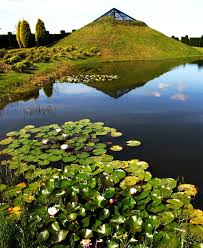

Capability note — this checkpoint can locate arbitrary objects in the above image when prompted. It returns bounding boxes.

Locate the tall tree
[20,20,32,48]
[16,20,22,48]
[35,19,48,46]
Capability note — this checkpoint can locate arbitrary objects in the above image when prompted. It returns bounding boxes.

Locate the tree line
[16,19,49,48]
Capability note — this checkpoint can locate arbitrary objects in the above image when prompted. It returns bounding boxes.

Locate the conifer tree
[35,19,48,46]
[16,20,22,48]
[20,20,32,48]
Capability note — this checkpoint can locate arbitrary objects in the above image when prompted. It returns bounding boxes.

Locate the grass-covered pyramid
[54,9,202,62]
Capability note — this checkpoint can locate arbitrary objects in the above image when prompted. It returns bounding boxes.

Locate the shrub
[12,60,34,72]
[16,50,29,59]
[90,47,99,53]
[3,53,11,60]
[65,46,73,52]
[51,47,58,53]
[7,55,21,64]
[0,62,10,73]
[52,55,58,60]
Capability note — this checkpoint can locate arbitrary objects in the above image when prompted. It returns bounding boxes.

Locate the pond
[0,59,203,207]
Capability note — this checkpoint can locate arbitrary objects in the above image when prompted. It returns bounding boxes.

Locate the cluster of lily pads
[0,119,202,248]
[60,74,119,84]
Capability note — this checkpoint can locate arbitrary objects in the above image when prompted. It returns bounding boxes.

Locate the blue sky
[0,0,202,37]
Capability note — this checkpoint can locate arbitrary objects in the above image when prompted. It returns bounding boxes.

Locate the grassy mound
[54,17,202,62]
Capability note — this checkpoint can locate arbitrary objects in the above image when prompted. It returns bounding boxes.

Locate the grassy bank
[0,46,99,109]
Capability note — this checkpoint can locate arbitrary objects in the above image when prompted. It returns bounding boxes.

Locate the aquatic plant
[0,119,202,247]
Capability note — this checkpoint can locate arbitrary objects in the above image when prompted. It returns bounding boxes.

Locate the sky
[0,0,202,37]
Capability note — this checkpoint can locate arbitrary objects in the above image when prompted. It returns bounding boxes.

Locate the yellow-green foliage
[54,17,202,62]
[20,20,32,48]
[16,20,22,48]
[35,19,48,46]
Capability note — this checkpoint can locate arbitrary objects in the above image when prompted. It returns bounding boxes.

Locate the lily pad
[126,140,141,147]
[110,145,123,152]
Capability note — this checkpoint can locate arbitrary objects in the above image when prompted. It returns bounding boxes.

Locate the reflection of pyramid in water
[94,8,136,22]
[79,60,185,99]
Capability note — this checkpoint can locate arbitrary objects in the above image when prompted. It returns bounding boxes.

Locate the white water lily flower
[48,206,59,216]
[80,239,91,247]
[62,134,68,138]
[42,139,48,144]
[61,144,69,150]
[56,128,62,133]
[130,188,137,195]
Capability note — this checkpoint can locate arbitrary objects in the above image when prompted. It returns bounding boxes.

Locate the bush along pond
[0,119,202,247]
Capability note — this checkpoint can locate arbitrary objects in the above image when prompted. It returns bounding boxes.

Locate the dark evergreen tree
[16,20,22,48]
[20,20,32,48]
[35,19,48,46]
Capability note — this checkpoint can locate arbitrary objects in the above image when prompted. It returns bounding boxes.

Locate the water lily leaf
[37,230,49,242]
[166,199,184,210]
[110,208,126,225]
[51,221,61,232]
[125,215,143,234]
[81,229,93,239]
[190,209,203,224]
[178,184,198,197]
[77,152,89,159]
[104,187,116,199]
[54,230,68,243]
[158,211,175,225]
[62,155,77,163]
[111,169,126,184]
[126,140,141,147]
[93,148,106,155]
[120,176,139,189]
[0,137,13,145]
[48,155,62,162]
[145,215,159,228]
[110,145,123,152]
[150,204,165,214]
[101,154,114,162]
[6,131,18,137]
[107,240,119,248]
[99,209,110,220]
[97,224,112,237]
[68,213,77,222]
[95,143,107,149]
[111,132,123,137]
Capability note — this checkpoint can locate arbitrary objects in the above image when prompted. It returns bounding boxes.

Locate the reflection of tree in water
[43,83,53,97]
[190,60,203,69]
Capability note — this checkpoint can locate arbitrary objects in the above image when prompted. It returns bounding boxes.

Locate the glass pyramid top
[95,8,136,22]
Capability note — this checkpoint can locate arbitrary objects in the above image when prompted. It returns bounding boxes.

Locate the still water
[0,60,203,207]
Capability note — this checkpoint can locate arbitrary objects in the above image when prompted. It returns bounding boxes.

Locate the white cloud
[158,83,169,90]
[171,93,188,101]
